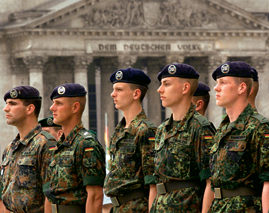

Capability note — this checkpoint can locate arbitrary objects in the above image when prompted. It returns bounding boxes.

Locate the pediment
[2,0,269,31]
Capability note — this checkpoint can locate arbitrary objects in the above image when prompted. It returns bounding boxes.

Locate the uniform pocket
[59,151,74,167]
[118,142,136,179]
[17,157,37,189]
[167,140,192,178]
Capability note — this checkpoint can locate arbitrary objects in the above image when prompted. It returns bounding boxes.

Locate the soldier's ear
[72,102,80,113]
[133,89,141,100]
[26,104,35,116]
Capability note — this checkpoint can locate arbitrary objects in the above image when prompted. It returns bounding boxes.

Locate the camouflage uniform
[151,104,215,213]
[209,104,269,212]
[44,122,105,205]
[104,110,156,213]
[1,125,55,213]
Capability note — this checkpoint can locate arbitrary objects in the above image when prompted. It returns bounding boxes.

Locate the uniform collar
[165,103,196,131]
[117,109,146,136]
[220,104,254,131]
[58,122,84,146]
[13,125,42,146]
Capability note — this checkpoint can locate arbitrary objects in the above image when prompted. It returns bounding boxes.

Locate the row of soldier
[0,61,268,213]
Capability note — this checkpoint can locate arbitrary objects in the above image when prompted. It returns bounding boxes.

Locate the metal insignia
[168,65,176,74]
[47,117,53,126]
[58,86,65,95]
[10,89,18,98]
[115,71,123,80]
[221,64,230,73]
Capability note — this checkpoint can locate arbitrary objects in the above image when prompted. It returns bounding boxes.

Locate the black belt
[51,204,85,213]
[111,188,149,207]
[214,187,260,199]
[157,180,199,195]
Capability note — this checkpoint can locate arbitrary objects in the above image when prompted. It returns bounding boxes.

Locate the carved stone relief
[80,0,219,29]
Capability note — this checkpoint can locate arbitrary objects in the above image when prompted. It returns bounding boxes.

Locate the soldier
[1,86,55,212]
[39,117,63,140]
[207,61,269,212]
[150,63,215,213]
[104,68,157,213]
[192,81,211,116]
[44,83,105,213]
[249,67,259,109]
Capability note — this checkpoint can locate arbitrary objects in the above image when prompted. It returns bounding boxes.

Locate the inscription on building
[86,41,214,53]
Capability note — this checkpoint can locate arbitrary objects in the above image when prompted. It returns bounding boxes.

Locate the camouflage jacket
[209,104,269,212]
[104,110,156,197]
[1,125,55,213]
[44,122,105,205]
[154,104,215,183]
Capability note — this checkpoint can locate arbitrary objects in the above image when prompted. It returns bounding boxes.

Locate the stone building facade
[0,0,269,154]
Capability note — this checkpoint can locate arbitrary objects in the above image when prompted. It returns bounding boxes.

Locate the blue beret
[212,61,253,80]
[157,63,199,81]
[4,86,41,102]
[110,68,151,87]
[193,82,210,96]
[50,83,87,100]
[251,67,259,82]
[39,117,61,127]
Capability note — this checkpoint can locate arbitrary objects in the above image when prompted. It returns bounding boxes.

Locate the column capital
[118,55,137,68]
[23,55,48,70]
[74,55,93,70]
[166,55,184,64]
[94,57,118,74]
[251,56,266,72]
[208,55,227,70]
[10,56,27,74]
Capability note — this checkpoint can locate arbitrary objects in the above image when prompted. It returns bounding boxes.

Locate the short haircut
[128,83,148,102]
[179,78,199,96]
[192,93,210,111]
[21,99,42,118]
[68,96,86,116]
[234,77,253,96]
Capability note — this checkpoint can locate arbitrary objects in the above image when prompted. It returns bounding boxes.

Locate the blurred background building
[0,0,269,155]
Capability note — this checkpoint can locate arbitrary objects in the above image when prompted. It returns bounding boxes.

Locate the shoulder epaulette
[41,130,55,140]
[79,130,94,139]
[195,114,211,127]
[142,120,157,129]
[252,113,269,124]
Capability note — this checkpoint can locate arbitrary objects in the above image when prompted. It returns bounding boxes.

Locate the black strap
[214,187,260,199]
[157,180,199,195]
[111,188,148,207]
[52,204,85,213]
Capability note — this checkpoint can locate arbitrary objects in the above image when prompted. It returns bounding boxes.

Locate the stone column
[117,55,138,121]
[251,56,267,115]
[146,57,166,126]
[74,55,93,129]
[95,57,118,147]
[23,55,48,120]
[164,55,185,118]
[207,55,227,128]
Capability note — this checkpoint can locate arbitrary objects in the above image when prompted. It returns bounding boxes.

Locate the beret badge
[58,86,66,95]
[168,65,176,74]
[221,64,230,74]
[47,117,53,126]
[115,71,123,80]
[10,89,18,98]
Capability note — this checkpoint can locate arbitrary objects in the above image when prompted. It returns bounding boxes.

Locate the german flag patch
[85,147,94,152]
[265,134,269,138]
[204,135,213,140]
[49,146,57,151]
[149,137,155,141]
